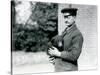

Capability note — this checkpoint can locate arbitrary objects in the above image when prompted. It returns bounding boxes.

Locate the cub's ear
[48,42,52,47]
[54,36,63,42]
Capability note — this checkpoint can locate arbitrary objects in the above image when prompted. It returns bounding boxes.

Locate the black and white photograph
[11,0,97,74]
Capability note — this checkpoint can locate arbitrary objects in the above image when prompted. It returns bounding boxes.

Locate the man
[48,8,84,71]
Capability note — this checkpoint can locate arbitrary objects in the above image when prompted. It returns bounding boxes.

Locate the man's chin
[65,24,70,27]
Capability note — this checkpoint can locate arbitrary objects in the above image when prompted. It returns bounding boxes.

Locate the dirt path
[13,63,54,75]
[12,51,55,74]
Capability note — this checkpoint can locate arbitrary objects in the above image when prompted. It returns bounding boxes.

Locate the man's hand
[48,46,61,57]
[49,56,55,64]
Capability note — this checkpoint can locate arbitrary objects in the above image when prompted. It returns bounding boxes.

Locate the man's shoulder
[72,28,83,38]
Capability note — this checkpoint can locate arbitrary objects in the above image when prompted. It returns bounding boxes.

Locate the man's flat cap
[61,8,78,16]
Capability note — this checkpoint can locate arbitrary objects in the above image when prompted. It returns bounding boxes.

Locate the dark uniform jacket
[54,23,84,72]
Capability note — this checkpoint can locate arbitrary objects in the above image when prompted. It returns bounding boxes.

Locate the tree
[12,1,58,52]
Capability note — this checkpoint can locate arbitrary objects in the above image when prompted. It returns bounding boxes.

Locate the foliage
[12,2,58,52]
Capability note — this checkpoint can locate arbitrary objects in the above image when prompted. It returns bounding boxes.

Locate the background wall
[58,4,98,70]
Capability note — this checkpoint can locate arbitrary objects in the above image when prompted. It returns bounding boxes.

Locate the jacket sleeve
[60,34,83,62]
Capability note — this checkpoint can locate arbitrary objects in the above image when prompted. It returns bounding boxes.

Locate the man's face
[63,12,76,27]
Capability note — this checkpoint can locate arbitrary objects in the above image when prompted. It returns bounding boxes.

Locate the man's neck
[59,22,75,35]
[68,22,75,28]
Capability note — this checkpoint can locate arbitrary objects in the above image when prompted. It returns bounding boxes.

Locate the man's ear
[73,16,76,21]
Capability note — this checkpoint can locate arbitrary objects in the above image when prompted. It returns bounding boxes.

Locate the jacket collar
[61,23,77,37]
[64,23,77,34]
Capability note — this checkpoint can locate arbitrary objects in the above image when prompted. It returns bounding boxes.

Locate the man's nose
[65,21,68,23]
